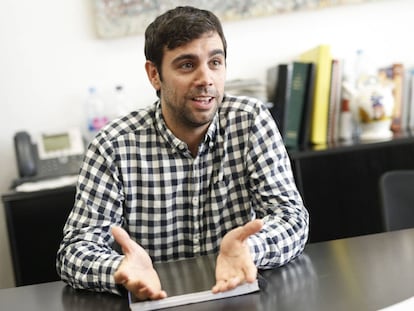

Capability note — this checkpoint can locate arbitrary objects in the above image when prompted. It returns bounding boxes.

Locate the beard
[162,86,223,129]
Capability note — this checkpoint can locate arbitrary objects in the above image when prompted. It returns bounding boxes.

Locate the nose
[194,63,213,87]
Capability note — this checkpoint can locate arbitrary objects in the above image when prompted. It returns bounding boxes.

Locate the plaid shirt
[57,94,309,294]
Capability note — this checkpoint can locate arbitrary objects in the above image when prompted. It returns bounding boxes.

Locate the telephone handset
[13,128,85,185]
[14,131,37,178]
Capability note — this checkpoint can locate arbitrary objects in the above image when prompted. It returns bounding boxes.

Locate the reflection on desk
[1,228,414,311]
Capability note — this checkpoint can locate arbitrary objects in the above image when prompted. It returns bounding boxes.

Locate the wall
[0,0,412,288]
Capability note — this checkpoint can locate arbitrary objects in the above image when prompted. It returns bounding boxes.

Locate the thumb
[112,226,134,255]
[238,219,263,241]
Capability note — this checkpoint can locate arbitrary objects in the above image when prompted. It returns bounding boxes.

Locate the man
[57,6,309,300]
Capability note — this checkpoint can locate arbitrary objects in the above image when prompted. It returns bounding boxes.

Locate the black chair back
[379,170,414,231]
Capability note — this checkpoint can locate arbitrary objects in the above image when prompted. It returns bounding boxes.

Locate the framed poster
[94,0,377,39]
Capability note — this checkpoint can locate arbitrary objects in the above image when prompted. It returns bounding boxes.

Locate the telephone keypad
[37,154,83,178]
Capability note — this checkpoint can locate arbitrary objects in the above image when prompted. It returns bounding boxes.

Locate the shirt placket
[191,155,202,255]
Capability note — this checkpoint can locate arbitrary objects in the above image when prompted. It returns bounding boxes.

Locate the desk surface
[2,228,414,311]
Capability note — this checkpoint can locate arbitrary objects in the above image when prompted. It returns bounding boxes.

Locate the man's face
[151,32,226,135]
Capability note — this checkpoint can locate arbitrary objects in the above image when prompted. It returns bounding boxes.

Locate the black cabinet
[2,186,75,286]
[290,135,414,243]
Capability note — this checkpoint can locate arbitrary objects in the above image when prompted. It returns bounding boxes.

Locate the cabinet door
[293,140,414,243]
[3,187,75,286]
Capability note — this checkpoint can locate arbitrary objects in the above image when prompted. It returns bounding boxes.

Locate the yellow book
[299,45,332,145]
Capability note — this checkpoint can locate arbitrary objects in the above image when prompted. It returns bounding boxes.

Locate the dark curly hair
[144,6,227,82]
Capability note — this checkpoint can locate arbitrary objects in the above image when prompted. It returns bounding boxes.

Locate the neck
[175,126,208,157]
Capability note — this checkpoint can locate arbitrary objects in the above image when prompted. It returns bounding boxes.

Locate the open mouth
[192,96,213,103]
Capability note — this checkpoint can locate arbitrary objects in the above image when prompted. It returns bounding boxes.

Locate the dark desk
[2,229,414,311]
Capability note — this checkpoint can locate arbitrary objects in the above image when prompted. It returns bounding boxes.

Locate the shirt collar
[154,100,218,154]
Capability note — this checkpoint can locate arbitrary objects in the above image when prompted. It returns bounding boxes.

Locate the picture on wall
[93,0,377,39]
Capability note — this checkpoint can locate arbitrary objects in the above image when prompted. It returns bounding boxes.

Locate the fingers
[113,268,129,285]
[134,285,167,301]
[111,227,167,301]
[243,261,257,283]
[212,260,257,294]
[212,276,241,293]
[213,220,262,294]
[237,219,263,241]
[111,226,129,243]
[115,269,168,301]
[148,289,168,300]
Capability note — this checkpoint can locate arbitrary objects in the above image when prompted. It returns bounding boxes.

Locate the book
[327,58,344,144]
[391,63,405,132]
[401,67,412,131]
[378,63,405,133]
[299,62,316,148]
[128,254,260,311]
[266,63,293,138]
[299,44,332,146]
[284,61,315,149]
[407,69,414,130]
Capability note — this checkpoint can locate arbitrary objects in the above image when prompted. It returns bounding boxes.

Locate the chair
[379,170,414,232]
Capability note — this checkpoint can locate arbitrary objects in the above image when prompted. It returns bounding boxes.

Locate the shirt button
[194,245,200,253]
[192,197,199,205]
[193,235,200,253]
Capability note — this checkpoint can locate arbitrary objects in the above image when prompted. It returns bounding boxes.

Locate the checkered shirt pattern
[56,94,309,294]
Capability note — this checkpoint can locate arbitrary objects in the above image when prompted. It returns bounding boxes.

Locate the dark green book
[285,62,315,149]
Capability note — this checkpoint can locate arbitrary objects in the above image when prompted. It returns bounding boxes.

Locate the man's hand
[212,219,263,293]
[112,226,167,301]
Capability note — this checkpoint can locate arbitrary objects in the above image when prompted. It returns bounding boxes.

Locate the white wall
[0,0,411,288]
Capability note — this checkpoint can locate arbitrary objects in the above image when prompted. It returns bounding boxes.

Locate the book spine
[299,63,316,148]
[268,63,293,137]
[285,62,310,149]
[300,45,332,146]
[390,63,404,132]
[408,69,414,130]
[327,59,344,144]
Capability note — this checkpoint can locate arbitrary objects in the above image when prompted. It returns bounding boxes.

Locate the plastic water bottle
[85,86,109,141]
[112,85,133,119]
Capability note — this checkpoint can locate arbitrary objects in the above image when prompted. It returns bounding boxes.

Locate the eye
[180,62,194,70]
[210,58,224,68]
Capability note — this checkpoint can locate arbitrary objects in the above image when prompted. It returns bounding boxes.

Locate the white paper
[15,175,77,192]
[378,296,414,311]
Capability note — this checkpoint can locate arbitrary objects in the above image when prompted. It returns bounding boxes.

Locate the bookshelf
[289,132,414,243]
[267,45,414,242]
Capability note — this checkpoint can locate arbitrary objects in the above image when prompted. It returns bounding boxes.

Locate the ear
[145,61,161,92]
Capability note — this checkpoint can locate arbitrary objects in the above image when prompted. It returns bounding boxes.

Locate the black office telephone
[13,129,85,186]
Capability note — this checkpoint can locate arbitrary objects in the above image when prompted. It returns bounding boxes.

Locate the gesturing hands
[112,226,167,301]
[112,219,262,300]
[212,219,263,293]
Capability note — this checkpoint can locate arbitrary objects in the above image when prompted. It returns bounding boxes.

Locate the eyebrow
[171,49,225,65]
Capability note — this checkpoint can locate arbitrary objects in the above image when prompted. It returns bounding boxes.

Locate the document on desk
[128,254,260,311]
[15,175,78,192]
[378,296,414,310]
